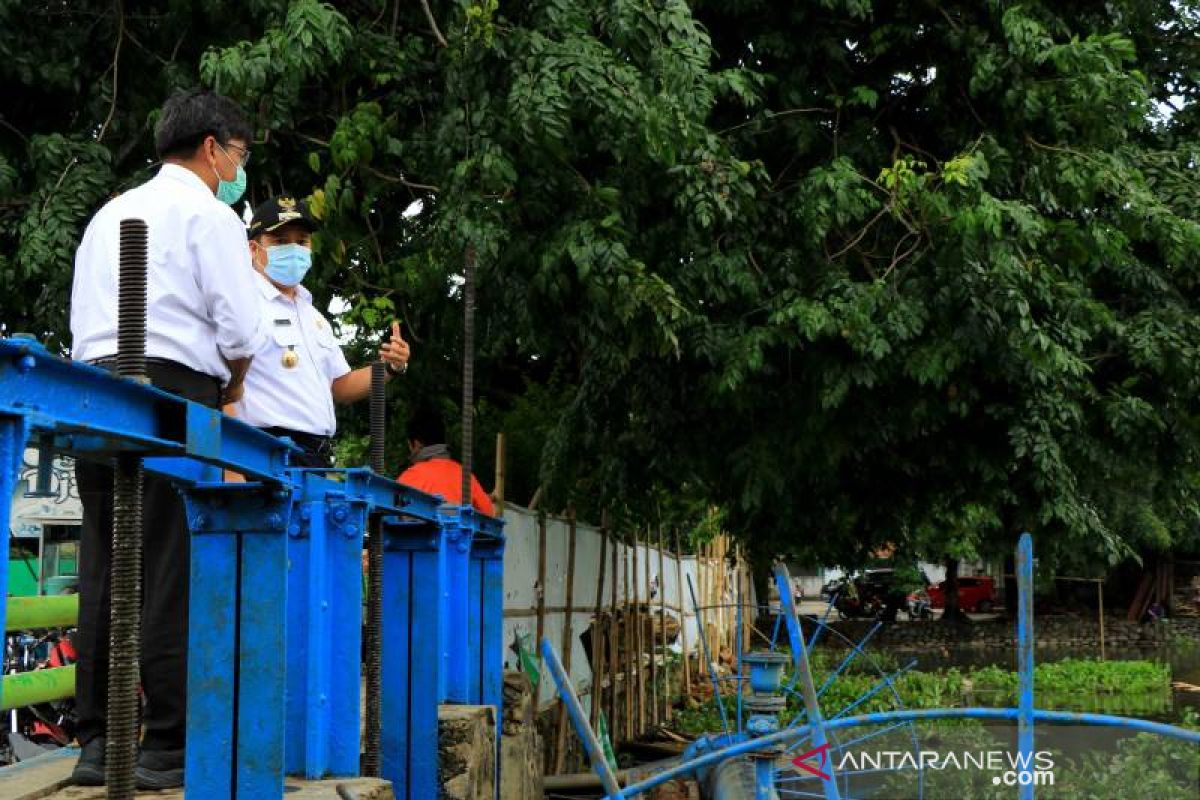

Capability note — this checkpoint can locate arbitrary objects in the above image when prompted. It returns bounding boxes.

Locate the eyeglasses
[219,142,251,168]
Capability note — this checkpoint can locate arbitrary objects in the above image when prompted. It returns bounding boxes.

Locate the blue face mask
[264,243,312,287]
[213,145,247,205]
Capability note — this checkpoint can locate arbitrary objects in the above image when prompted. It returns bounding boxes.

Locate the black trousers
[261,426,333,468]
[74,360,220,751]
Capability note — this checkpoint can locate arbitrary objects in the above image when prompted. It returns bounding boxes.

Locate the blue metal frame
[0,339,507,799]
[544,537,1200,800]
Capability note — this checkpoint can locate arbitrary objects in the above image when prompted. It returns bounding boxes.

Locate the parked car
[926,576,996,612]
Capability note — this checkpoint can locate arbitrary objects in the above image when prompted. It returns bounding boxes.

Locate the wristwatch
[385,361,407,377]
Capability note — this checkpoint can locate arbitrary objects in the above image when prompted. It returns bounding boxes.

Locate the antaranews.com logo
[792,742,1056,787]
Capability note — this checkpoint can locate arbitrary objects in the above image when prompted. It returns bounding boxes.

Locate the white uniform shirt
[234,277,352,436]
[70,164,266,383]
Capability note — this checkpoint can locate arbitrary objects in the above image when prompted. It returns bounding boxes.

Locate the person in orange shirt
[397,406,496,516]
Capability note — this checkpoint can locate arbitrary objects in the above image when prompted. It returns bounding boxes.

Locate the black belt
[262,426,334,458]
[88,356,219,382]
[86,356,221,406]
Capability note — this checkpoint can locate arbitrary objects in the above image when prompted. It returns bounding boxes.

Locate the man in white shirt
[68,89,266,789]
[231,196,410,466]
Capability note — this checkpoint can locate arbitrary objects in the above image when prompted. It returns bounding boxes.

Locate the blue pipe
[688,574,732,735]
[540,638,625,798]
[774,565,841,800]
[612,707,1200,799]
[1017,532,1035,800]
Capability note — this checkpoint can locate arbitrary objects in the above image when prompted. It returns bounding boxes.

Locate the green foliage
[2,1,1199,573]
[970,657,1170,697]
[672,656,1172,736]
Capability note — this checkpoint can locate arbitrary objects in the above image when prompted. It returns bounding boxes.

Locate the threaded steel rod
[106,218,148,799]
[116,219,148,380]
[363,360,386,775]
[460,244,476,507]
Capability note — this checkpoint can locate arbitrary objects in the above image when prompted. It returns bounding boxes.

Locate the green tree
[3,1,1199,592]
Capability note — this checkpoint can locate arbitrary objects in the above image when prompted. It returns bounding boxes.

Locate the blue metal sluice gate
[0,335,505,799]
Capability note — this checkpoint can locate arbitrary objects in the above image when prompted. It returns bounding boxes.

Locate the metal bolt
[300,506,312,522]
[343,525,359,539]
[288,523,302,539]
[267,513,284,530]
[190,514,208,530]
[16,354,35,373]
[331,506,348,523]
[321,601,328,610]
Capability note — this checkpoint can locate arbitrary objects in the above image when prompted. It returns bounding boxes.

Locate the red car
[926,576,996,612]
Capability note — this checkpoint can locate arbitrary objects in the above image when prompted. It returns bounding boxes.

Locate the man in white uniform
[232,197,410,466]
[69,88,265,789]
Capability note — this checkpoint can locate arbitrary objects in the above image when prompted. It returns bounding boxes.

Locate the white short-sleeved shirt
[234,276,352,436]
[70,164,267,383]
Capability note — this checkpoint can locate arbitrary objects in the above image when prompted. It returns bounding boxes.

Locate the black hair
[408,406,447,447]
[154,89,252,160]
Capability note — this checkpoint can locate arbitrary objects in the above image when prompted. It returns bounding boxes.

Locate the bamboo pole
[739,546,751,651]
[554,509,579,774]
[535,513,548,671]
[633,531,644,737]
[607,516,620,745]
[658,526,670,721]
[716,536,725,655]
[646,531,658,728]
[674,530,691,696]
[1098,578,1106,661]
[591,521,609,730]
[623,535,633,741]
[492,432,505,506]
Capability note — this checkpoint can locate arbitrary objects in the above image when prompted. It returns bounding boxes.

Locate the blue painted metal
[0,414,30,709]
[754,756,775,800]
[687,574,732,734]
[612,706,1200,799]
[380,518,447,800]
[745,652,787,695]
[773,564,841,800]
[326,499,367,776]
[380,527,413,797]
[736,582,745,733]
[0,347,507,800]
[0,339,294,481]
[551,535,1200,800]
[442,508,474,703]
[184,529,238,799]
[814,622,882,700]
[285,500,321,777]
[237,521,290,798]
[1017,532,1035,800]
[540,637,626,798]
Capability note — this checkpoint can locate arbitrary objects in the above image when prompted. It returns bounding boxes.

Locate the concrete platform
[0,749,393,800]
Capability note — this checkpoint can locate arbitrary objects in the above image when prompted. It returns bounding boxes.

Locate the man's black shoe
[70,737,105,786]
[135,748,185,790]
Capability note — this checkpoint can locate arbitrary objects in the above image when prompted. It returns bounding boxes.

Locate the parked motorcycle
[2,628,77,765]
[907,591,933,621]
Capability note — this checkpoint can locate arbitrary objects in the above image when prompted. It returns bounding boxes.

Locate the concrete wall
[500,504,750,711]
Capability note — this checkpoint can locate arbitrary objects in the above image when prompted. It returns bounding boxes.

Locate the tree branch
[41,159,79,216]
[719,107,831,136]
[97,0,124,142]
[364,165,440,193]
[420,0,449,48]
[830,205,890,260]
[0,116,28,144]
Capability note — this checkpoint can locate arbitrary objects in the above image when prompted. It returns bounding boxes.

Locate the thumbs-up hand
[380,321,410,374]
